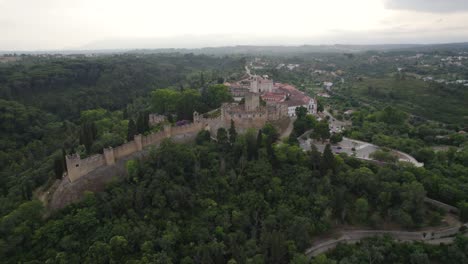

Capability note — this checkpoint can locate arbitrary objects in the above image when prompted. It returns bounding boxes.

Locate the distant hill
[2,42,468,56]
[131,43,468,55]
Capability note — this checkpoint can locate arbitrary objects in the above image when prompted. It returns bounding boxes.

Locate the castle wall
[66,122,209,182]
[66,102,289,183]
[142,131,166,147]
[66,154,106,182]
[113,141,138,160]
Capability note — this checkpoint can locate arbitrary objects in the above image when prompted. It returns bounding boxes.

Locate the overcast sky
[1,0,468,50]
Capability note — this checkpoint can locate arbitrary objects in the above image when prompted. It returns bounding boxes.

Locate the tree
[256,129,263,149]
[54,157,64,179]
[177,90,202,120]
[311,254,336,264]
[312,120,330,143]
[80,121,97,153]
[457,201,468,222]
[317,99,324,113]
[295,106,308,119]
[196,130,211,145]
[246,129,258,160]
[262,123,279,144]
[86,241,110,264]
[217,128,228,145]
[217,127,229,154]
[151,89,179,115]
[109,236,129,263]
[354,197,369,224]
[229,119,237,143]
[378,106,407,125]
[127,119,137,141]
[136,112,149,134]
[370,149,398,163]
[309,144,322,171]
[204,84,232,109]
[321,144,335,173]
[288,130,299,146]
[293,115,317,135]
[330,133,343,144]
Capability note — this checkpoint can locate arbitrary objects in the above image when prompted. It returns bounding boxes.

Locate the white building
[285,97,317,117]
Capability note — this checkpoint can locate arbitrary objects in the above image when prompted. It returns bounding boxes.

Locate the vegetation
[1,122,450,262]
[0,54,243,222]
[322,235,468,264]
[1,50,467,263]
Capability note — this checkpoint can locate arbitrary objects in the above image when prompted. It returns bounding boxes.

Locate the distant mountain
[2,42,468,56]
[129,43,468,55]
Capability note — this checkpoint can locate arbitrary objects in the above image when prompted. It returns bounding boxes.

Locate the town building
[226,73,318,118]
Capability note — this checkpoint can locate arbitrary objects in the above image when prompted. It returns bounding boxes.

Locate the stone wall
[66,103,290,183]
[142,130,166,147]
[65,122,206,182]
[114,141,138,160]
[65,154,106,182]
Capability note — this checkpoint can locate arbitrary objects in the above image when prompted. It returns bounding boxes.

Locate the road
[323,110,350,133]
[306,228,468,258]
[245,65,253,78]
[305,197,467,258]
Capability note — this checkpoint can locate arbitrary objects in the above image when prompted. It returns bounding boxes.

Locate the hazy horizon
[1,0,468,51]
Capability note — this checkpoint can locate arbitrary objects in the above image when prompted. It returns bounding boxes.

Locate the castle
[250,75,274,93]
[226,75,318,117]
[65,72,314,183]
[65,92,289,183]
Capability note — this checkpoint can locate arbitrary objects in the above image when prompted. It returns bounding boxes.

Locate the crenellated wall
[113,141,138,160]
[142,130,166,147]
[66,122,206,182]
[66,102,290,183]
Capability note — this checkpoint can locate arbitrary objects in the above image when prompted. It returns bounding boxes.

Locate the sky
[1,0,468,50]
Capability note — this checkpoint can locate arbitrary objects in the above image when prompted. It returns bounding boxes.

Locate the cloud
[384,0,468,13]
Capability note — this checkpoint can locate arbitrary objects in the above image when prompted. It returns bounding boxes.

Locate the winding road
[305,198,468,258]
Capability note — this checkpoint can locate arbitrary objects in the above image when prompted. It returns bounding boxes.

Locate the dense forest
[0,54,243,220]
[1,52,467,263]
[1,121,458,263]
[322,235,468,264]
[0,54,243,119]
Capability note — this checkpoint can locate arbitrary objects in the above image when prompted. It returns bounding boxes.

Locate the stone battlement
[66,122,204,182]
[66,97,290,183]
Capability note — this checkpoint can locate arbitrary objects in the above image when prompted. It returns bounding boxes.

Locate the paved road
[305,197,467,258]
[323,110,351,133]
[305,228,468,258]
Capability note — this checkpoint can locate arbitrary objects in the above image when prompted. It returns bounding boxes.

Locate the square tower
[245,93,260,112]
